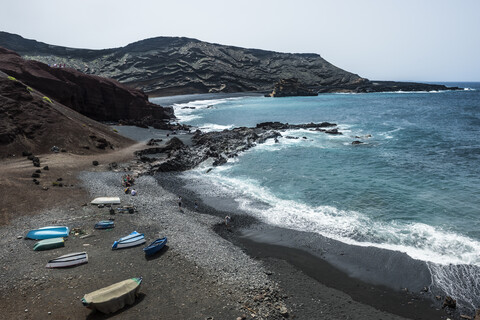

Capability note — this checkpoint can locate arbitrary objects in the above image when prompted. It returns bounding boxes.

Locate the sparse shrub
[43,96,53,104]
[113,129,118,133]
[7,76,17,81]
[26,86,33,92]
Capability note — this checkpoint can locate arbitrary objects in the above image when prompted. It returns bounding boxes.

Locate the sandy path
[0,142,144,225]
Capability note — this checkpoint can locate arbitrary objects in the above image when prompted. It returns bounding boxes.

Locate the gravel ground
[0,169,288,320]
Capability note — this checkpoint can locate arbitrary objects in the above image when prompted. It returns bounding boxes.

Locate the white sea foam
[183,167,480,267]
[428,263,480,309]
[172,97,244,122]
[199,123,235,132]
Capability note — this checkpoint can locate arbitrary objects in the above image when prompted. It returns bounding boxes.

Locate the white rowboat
[46,252,88,268]
[91,197,121,205]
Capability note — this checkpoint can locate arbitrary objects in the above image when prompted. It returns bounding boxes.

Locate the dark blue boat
[94,220,115,229]
[143,237,167,256]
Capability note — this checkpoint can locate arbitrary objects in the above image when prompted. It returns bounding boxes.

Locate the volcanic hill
[0,31,458,96]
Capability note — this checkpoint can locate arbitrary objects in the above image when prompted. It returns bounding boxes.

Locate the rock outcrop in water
[266,78,318,97]
[0,47,174,124]
[135,122,342,173]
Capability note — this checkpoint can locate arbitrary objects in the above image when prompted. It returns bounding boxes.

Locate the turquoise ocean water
[151,83,480,308]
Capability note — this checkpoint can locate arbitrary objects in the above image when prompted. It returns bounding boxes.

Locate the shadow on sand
[86,293,146,319]
[145,245,169,261]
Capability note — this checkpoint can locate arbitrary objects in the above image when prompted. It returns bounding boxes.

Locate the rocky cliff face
[0,32,367,96]
[0,32,461,95]
[0,46,174,123]
[0,70,133,158]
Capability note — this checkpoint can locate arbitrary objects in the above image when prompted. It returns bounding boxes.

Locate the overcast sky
[1,0,479,81]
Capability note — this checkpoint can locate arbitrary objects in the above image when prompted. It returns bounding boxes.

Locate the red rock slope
[0,69,133,158]
[0,47,173,123]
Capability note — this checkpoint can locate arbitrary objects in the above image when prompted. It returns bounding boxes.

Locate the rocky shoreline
[133,121,348,174]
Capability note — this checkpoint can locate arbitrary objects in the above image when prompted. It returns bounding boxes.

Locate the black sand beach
[157,170,452,320]
[0,118,461,320]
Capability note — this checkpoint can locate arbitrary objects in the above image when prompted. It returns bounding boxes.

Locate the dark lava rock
[22,151,32,157]
[43,166,49,170]
[31,173,40,178]
[325,128,342,135]
[165,137,184,150]
[352,140,363,145]
[92,160,99,166]
[266,78,318,97]
[442,296,457,309]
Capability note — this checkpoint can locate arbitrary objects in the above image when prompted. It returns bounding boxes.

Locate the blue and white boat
[94,220,115,229]
[143,237,167,256]
[26,226,69,240]
[112,231,145,250]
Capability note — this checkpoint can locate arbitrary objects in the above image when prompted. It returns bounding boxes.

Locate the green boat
[33,237,65,251]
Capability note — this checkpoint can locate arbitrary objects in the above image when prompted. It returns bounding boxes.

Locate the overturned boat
[46,252,88,268]
[26,226,69,240]
[81,277,143,314]
[94,220,115,229]
[33,237,65,251]
[112,231,145,250]
[91,197,121,205]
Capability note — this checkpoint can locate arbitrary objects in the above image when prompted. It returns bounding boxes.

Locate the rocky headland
[0,31,461,96]
[0,46,174,126]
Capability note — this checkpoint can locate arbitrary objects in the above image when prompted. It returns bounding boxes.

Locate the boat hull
[82,277,142,314]
[46,252,88,268]
[91,197,121,205]
[95,221,115,229]
[112,231,145,250]
[26,226,69,240]
[33,237,65,251]
[143,237,167,256]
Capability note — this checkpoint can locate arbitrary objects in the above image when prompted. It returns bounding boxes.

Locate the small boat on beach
[81,277,143,314]
[112,231,145,250]
[94,220,115,229]
[33,237,65,251]
[91,197,121,205]
[26,226,69,240]
[46,252,88,268]
[143,237,167,256]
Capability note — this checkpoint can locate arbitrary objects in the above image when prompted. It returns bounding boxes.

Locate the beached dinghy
[94,220,115,229]
[143,237,167,256]
[26,226,69,240]
[112,231,145,250]
[33,237,65,251]
[81,277,143,314]
[46,252,88,268]
[91,197,121,205]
